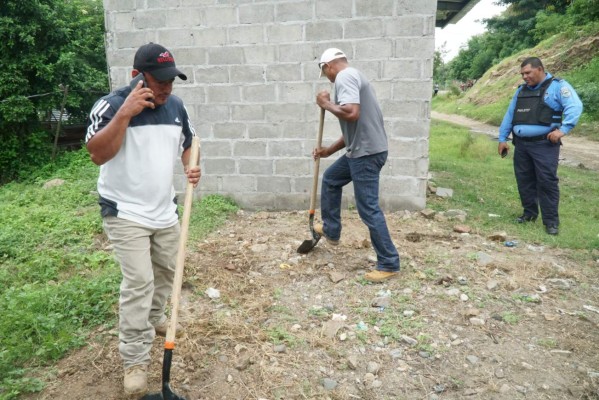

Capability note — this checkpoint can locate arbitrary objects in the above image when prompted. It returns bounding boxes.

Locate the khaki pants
[103,216,180,368]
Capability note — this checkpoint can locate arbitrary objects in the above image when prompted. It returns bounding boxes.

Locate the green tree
[433,43,449,87]
[0,0,108,183]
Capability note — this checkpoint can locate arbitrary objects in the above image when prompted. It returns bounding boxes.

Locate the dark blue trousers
[513,138,561,227]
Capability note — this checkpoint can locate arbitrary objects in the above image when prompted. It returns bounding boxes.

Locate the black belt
[515,134,548,142]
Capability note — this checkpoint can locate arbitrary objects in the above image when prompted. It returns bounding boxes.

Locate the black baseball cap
[133,43,187,81]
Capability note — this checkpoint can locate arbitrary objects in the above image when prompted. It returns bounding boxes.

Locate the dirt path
[25,209,599,400]
[432,111,599,172]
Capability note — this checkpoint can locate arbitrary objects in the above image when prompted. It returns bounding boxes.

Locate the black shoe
[545,225,559,235]
[516,215,537,223]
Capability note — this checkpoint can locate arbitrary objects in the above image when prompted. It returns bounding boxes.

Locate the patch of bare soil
[24,207,599,400]
[431,111,599,171]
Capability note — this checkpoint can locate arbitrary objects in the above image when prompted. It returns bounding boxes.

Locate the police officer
[498,57,583,235]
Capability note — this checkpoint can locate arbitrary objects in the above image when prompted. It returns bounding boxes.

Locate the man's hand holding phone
[123,73,155,116]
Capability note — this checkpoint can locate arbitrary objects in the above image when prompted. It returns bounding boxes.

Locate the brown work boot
[314,224,339,246]
[153,319,185,338]
[123,364,148,396]
[364,270,399,283]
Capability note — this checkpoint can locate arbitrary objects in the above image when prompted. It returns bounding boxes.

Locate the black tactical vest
[511,78,563,127]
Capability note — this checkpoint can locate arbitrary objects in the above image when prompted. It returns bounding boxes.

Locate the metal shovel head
[297,235,320,254]
[140,384,186,400]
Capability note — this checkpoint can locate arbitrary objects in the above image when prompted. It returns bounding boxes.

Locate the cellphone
[130,73,146,90]
[501,148,508,158]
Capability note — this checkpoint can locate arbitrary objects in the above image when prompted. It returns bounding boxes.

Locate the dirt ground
[25,204,599,399]
[431,111,599,172]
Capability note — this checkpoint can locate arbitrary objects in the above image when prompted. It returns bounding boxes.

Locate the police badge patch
[561,86,572,98]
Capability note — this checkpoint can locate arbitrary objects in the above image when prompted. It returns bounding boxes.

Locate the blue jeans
[321,151,400,272]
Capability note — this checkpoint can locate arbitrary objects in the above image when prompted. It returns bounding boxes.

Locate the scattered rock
[205,287,220,299]
[546,278,575,290]
[401,335,418,346]
[469,317,485,326]
[476,252,494,267]
[347,355,359,370]
[436,187,453,198]
[371,296,391,308]
[321,320,345,339]
[328,272,345,283]
[273,344,286,353]
[367,361,380,374]
[453,225,471,233]
[322,378,337,390]
[486,280,499,291]
[466,355,479,364]
[488,231,507,241]
[420,209,437,219]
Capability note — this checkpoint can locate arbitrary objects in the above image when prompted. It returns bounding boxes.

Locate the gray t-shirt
[334,67,388,158]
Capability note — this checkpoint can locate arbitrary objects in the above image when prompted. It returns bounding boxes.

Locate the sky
[435,0,508,62]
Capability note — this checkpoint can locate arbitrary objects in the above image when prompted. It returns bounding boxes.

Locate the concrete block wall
[103,0,435,211]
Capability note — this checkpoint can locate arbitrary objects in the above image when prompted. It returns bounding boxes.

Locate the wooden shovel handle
[309,108,326,213]
[165,135,200,346]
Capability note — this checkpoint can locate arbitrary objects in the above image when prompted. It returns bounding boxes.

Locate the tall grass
[0,149,238,399]
[429,120,599,251]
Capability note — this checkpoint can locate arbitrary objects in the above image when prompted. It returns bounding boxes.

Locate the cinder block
[204,158,236,174]
[269,140,305,157]
[180,0,215,6]
[230,192,277,211]
[233,140,267,157]
[239,159,274,175]
[257,176,291,192]
[392,81,432,100]
[344,19,384,39]
[105,0,136,11]
[213,123,246,139]
[355,39,393,59]
[208,47,245,65]
[274,158,311,176]
[266,64,302,82]
[384,16,426,36]
[158,30,196,47]
[274,193,310,211]
[243,45,277,64]
[207,85,240,103]
[243,85,277,103]
[174,86,206,105]
[172,48,207,67]
[196,175,220,192]
[280,121,321,140]
[201,140,233,157]
[305,21,343,42]
[398,0,436,14]
[195,66,229,84]
[316,0,352,18]
[193,27,227,47]
[264,104,306,122]
[396,37,434,58]
[146,0,181,8]
[203,6,237,27]
[239,4,275,24]
[196,104,231,122]
[371,80,393,100]
[116,31,156,49]
[277,82,314,103]
[230,65,265,83]
[276,1,313,22]
[228,25,264,45]
[382,157,428,177]
[382,100,422,120]
[386,120,430,139]
[164,8,202,28]
[380,194,425,212]
[383,60,421,79]
[279,43,316,64]
[231,104,265,121]
[387,137,428,158]
[267,24,303,43]
[247,123,284,139]
[113,13,135,31]
[355,0,395,17]
[222,176,256,192]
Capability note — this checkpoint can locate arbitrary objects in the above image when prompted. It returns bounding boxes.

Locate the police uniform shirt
[498,72,583,142]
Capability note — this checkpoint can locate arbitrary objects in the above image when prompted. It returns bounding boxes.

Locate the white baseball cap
[318,48,347,77]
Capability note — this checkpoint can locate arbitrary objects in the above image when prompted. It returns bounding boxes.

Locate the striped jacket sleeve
[86,98,115,143]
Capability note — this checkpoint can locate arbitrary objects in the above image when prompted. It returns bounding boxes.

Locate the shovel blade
[141,385,186,400]
[297,237,320,254]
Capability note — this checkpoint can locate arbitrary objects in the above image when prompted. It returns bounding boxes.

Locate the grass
[428,120,599,252]
[0,149,238,399]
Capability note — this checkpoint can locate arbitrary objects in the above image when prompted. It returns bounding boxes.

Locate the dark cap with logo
[133,43,187,81]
